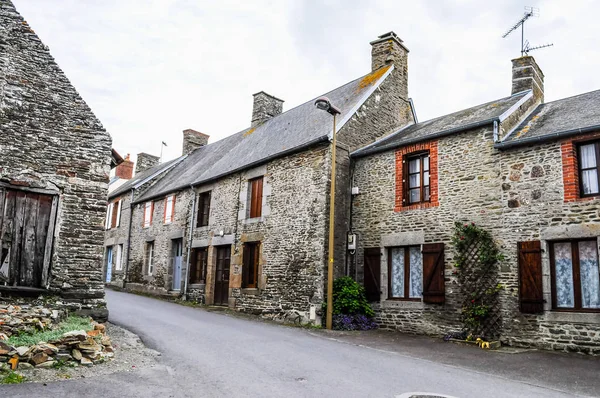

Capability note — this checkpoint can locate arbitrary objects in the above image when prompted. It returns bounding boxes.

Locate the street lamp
[314,96,341,330]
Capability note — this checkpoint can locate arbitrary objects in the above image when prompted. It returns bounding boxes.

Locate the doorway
[214,246,231,306]
[105,246,113,283]
[172,239,183,290]
[364,248,381,302]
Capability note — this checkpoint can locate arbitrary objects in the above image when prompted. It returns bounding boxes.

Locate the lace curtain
[389,247,422,298]
[554,241,600,309]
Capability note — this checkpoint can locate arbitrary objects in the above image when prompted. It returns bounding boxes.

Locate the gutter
[351,118,497,158]
[133,135,330,204]
[182,185,197,299]
[494,124,600,150]
[122,188,135,289]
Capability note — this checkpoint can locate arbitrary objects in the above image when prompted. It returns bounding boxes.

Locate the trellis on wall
[452,222,504,340]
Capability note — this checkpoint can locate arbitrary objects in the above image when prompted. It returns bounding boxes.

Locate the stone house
[351,55,600,353]
[110,32,416,322]
[0,1,111,320]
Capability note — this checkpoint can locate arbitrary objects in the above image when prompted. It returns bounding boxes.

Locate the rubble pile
[0,303,65,340]
[0,322,113,370]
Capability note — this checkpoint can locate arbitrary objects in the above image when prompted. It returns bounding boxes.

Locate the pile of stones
[0,323,113,370]
[0,303,64,340]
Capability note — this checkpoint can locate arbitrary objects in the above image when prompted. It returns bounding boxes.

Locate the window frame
[549,238,600,313]
[115,244,123,271]
[196,191,211,228]
[145,241,154,276]
[143,201,153,228]
[164,195,175,224]
[242,242,260,288]
[577,140,600,198]
[403,151,430,206]
[189,247,208,284]
[248,177,263,219]
[387,245,422,301]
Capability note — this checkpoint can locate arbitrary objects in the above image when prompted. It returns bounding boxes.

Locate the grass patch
[7,316,93,347]
[0,371,25,384]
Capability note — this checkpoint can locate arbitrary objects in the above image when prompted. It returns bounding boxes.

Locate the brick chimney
[251,91,284,127]
[511,56,544,102]
[115,153,134,180]
[135,152,159,174]
[182,129,210,155]
[370,31,409,100]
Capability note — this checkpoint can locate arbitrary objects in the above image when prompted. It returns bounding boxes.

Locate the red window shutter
[422,243,445,304]
[518,241,544,313]
[110,200,119,228]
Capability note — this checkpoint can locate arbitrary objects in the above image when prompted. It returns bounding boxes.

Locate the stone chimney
[182,129,210,155]
[511,56,544,102]
[251,91,284,127]
[370,31,409,100]
[136,152,159,174]
[115,153,134,180]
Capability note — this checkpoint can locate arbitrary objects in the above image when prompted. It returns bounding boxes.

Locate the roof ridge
[541,87,600,106]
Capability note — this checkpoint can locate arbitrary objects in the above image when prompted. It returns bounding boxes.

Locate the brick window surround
[561,131,600,203]
[395,140,439,211]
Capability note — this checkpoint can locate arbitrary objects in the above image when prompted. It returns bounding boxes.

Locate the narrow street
[2,290,599,397]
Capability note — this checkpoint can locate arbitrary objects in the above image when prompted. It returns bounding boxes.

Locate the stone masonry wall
[352,125,600,353]
[103,193,132,288]
[0,2,110,320]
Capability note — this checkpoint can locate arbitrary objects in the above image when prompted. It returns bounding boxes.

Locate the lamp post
[314,96,341,330]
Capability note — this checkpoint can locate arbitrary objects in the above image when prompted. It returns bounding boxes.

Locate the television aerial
[502,6,553,56]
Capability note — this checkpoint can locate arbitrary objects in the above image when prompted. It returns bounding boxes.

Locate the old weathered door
[172,239,183,290]
[214,246,231,306]
[105,246,113,283]
[0,188,57,288]
[364,248,381,302]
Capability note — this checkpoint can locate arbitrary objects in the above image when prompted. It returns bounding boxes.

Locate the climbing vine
[452,222,504,339]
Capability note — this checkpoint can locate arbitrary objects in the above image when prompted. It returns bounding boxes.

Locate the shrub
[325,276,377,330]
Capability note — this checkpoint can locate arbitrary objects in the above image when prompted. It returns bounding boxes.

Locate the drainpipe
[123,188,135,289]
[182,185,197,299]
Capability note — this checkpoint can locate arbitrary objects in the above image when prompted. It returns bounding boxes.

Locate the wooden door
[214,246,231,306]
[0,189,56,288]
[364,248,381,302]
[105,246,113,283]
[172,239,183,290]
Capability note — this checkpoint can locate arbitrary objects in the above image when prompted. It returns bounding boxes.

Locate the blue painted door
[172,239,183,290]
[105,246,113,283]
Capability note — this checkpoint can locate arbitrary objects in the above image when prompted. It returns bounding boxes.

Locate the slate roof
[352,90,531,157]
[497,89,600,148]
[109,156,184,199]
[134,65,395,203]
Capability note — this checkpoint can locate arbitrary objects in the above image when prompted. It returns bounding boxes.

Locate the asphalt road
[2,290,598,397]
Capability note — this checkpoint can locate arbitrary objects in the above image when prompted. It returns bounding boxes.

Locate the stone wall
[0,2,110,320]
[103,193,132,288]
[352,124,600,353]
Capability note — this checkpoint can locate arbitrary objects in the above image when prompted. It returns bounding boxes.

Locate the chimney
[511,56,544,102]
[135,152,160,174]
[370,31,409,101]
[115,153,134,180]
[251,91,284,127]
[182,129,210,155]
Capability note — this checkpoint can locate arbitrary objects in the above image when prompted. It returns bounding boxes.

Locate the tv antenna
[502,6,553,56]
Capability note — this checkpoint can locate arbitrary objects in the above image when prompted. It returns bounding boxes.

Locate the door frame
[171,238,183,291]
[213,245,231,306]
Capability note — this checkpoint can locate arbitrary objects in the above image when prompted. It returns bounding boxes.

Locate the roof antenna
[502,6,553,57]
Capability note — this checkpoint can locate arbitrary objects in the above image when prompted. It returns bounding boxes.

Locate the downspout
[123,188,135,289]
[183,185,197,299]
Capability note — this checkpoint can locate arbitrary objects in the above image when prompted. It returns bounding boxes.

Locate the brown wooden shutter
[250,177,263,218]
[518,241,544,314]
[363,248,381,302]
[110,200,119,228]
[422,243,445,304]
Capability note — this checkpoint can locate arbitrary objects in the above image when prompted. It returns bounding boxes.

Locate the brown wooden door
[214,246,231,306]
[0,189,56,288]
[364,248,381,302]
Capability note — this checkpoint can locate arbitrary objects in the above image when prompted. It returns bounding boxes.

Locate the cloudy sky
[12,0,600,165]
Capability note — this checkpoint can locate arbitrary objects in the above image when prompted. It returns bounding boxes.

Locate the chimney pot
[251,91,284,127]
[135,152,160,174]
[370,31,409,72]
[511,56,544,102]
[182,129,210,155]
[115,153,134,180]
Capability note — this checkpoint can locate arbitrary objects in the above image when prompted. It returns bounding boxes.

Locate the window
[405,152,430,205]
[388,246,423,299]
[248,177,263,219]
[578,141,600,197]
[105,199,122,229]
[550,239,600,311]
[115,244,123,271]
[143,201,153,228]
[242,242,260,288]
[190,247,208,284]
[105,202,113,230]
[164,195,175,224]
[145,241,154,276]
[196,191,211,227]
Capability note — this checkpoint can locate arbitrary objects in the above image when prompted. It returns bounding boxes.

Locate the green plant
[7,316,93,347]
[324,276,374,317]
[1,371,25,384]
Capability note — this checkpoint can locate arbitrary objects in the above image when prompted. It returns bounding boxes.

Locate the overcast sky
[12,0,600,165]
